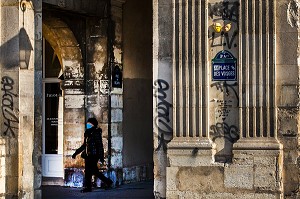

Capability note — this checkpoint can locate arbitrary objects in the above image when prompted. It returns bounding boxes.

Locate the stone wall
[153,0,173,198]
[110,0,124,176]
[0,1,20,198]
[0,0,40,198]
[0,0,43,198]
[276,0,300,198]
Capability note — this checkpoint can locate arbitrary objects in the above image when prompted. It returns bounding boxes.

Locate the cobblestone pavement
[42,181,154,199]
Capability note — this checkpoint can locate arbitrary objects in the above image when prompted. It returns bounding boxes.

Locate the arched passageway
[42,16,85,182]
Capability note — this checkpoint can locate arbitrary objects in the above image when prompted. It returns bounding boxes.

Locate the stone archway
[42,17,83,74]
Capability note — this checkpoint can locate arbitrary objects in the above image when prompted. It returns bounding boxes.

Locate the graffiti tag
[1,76,19,137]
[211,81,238,105]
[211,31,238,49]
[154,79,173,151]
[208,1,239,22]
[210,122,239,143]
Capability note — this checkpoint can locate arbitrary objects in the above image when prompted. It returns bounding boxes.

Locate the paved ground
[42,181,155,199]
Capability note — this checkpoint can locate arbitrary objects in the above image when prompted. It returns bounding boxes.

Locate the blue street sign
[212,50,237,81]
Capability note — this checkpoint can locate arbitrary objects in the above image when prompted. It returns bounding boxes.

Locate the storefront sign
[212,50,237,81]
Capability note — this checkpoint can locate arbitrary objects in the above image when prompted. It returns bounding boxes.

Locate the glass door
[42,38,64,177]
[42,81,64,177]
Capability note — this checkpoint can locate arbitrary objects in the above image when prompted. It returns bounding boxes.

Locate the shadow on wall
[0,28,32,70]
[0,28,32,139]
[0,26,32,198]
[0,28,32,138]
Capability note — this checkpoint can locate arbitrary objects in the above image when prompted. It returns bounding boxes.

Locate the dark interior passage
[123,0,153,168]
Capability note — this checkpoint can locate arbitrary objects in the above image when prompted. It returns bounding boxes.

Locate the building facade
[0,0,299,198]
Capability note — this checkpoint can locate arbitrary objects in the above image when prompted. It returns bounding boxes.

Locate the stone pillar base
[167,137,215,167]
[166,137,283,198]
[230,138,283,197]
[166,137,217,198]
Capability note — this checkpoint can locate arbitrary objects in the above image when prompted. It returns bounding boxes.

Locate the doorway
[42,38,64,178]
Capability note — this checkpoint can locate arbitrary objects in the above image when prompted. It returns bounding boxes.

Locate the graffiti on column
[211,31,238,49]
[1,76,19,137]
[210,81,239,141]
[210,81,238,121]
[212,99,232,121]
[153,79,173,151]
[208,1,239,49]
[208,1,240,152]
[211,81,238,106]
[208,1,239,23]
[210,122,239,143]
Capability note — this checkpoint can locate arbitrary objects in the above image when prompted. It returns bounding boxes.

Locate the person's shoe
[104,180,113,190]
[80,187,92,193]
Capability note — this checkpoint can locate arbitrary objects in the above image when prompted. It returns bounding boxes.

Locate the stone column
[0,1,20,198]
[153,0,174,198]
[85,16,111,176]
[33,0,43,198]
[0,0,41,198]
[166,1,216,197]
[110,0,125,184]
[164,0,283,198]
[275,0,300,197]
[230,0,282,197]
[19,0,42,198]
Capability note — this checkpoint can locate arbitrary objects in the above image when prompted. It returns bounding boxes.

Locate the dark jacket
[74,127,104,162]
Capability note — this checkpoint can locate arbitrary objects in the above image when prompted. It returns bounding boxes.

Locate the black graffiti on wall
[211,81,238,106]
[156,133,169,152]
[215,100,232,121]
[211,31,238,49]
[154,79,173,151]
[208,1,239,22]
[210,122,239,143]
[1,76,19,137]
[209,1,239,49]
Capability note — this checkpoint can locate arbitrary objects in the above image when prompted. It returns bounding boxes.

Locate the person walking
[72,117,113,192]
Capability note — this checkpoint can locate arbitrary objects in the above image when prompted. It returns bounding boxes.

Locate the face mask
[86,123,93,129]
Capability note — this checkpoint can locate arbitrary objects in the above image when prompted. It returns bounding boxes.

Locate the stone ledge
[166,191,279,199]
[42,177,64,186]
[167,137,215,167]
[168,137,213,150]
[233,138,282,150]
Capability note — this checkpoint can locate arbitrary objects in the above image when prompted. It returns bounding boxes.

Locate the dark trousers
[84,157,112,189]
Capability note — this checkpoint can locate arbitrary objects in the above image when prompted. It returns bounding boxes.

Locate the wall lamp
[20,0,34,12]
